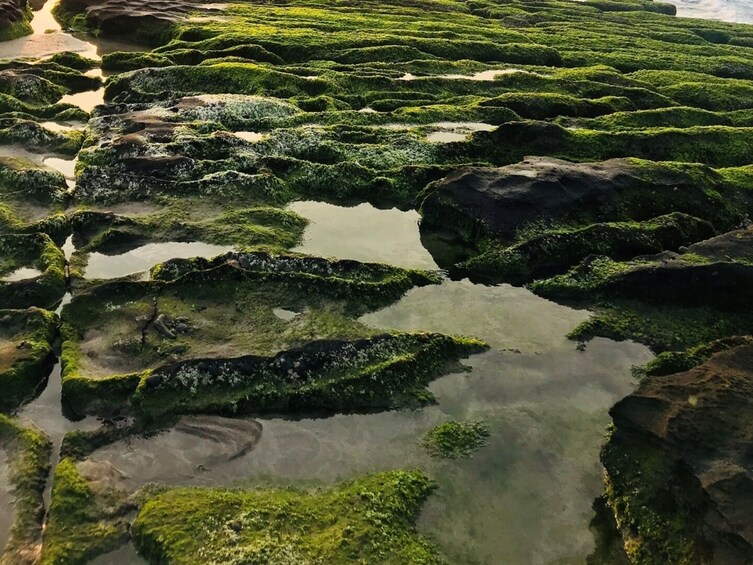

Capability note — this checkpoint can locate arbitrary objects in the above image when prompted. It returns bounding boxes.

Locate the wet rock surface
[0,0,29,38]
[603,344,753,563]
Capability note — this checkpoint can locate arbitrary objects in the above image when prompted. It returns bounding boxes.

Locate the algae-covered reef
[601,344,753,563]
[0,308,57,412]
[132,470,441,564]
[0,416,51,565]
[1,0,753,561]
[60,253,483,419]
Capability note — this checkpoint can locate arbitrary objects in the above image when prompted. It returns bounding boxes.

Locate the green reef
[0,0,752,561]
[131,470,440,564]
[421,420,490,459]
[0,308,57,412]
[0,415,51,565]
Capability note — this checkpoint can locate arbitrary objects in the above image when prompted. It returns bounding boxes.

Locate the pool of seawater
[287,200,439,270]
[2,267,43,281]
[77,202,653,563]
[82,241,234,279]
[0,0,148,60]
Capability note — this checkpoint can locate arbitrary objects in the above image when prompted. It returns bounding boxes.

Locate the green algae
[132,470,441,564]
[41,458,131,565]
[0,308,57,413]
[0,416,51,565]
[6,0,753,560]
[59,254,483,418]
[601,430,704,564]
[421,420,490,459]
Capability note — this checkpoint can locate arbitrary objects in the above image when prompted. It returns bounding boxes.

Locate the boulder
[603,344,753,563]
[419,157,737,243]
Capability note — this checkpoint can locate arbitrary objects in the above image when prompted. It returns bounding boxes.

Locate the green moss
[636,335,753,377]
[602,430,704,563]
[0,415,51,564]
[0,233,66,310]
[421,420,490,459]
[41,458,130,565]
[567,301,753,353]
[132,470,442,564]
[461,213,715,283]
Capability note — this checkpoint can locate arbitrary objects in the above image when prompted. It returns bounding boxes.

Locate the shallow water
[68,199,654,563]
[83,241,234,280]
[0,0,148,60]
[287,201,439,270]
[2,267,43,281]
[42,157,76,180]
[235,131,265,142]
[59,89,105,114]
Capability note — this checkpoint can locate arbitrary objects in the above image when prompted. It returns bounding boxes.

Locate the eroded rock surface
[603,344,753,563]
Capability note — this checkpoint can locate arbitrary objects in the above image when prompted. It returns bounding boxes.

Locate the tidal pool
[82,241,234,280]
[59,89,105,114]
[2,267,42,281]
[287,200,439,270]
[0,0,145,60]
[42,157,76,180]
[74,199,653,562]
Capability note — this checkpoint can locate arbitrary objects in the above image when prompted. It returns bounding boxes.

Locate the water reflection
[288,200,439,270]
[82,241,234,279]
[0,0,149,60]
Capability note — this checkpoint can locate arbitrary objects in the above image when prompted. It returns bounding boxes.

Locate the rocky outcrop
[602,344,753,563]
[55,0,224,43]
[419,157,741,243]
[532,227,753,309]
[0,0,29,41]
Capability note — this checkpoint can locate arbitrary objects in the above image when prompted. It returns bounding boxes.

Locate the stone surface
[605,344,753,563]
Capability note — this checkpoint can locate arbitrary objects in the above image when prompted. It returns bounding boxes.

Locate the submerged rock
[602,344,753,563]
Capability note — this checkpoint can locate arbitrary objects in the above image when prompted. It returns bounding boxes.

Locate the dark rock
[419,157,737,243]
[0,0,28,36]
[604,344,753,563]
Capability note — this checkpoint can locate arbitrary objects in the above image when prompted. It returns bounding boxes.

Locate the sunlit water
[0,0,147,60]
[2,267,43,281]
[82,241,234,280]
[287,200,439,270]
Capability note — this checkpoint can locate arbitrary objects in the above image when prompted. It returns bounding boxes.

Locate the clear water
[288,200,439,270]
[2,267,43,281]
[82,242,234,280]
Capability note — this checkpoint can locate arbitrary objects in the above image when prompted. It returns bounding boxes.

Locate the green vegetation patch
[0,415,51,564]
[0,307,57,412]
[132,470,442,564]
[421,420,490,459]
[41,458,131,565]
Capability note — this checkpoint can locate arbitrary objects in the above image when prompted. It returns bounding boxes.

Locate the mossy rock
[132,470,442,564]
